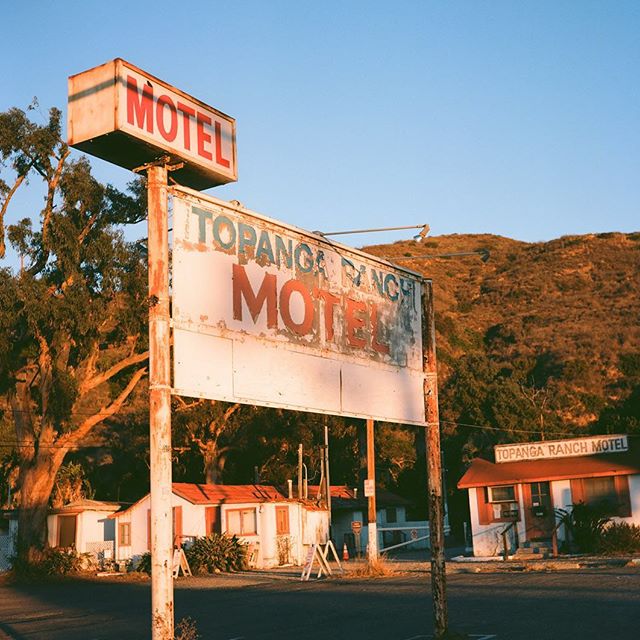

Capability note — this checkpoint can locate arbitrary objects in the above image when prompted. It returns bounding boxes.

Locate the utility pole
[324,418,332,537]
[422,278,447,638]
[147,163,174,640]
[366,418,378,561]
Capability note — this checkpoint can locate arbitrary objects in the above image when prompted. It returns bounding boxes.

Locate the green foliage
[596,385,640,435]
[184,534,248,574]
[620,353,640,378]
[557,503,611,553]
[598,522,640,555]
[51,462,94,508]
[12,547,87,578]
[136,535,248,576]
[135,552,152,574]
[0,104,149,553]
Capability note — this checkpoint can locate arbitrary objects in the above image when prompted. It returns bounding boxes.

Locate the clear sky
[2,0,639,249]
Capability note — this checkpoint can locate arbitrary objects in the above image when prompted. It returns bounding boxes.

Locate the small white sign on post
[363,479,375,497]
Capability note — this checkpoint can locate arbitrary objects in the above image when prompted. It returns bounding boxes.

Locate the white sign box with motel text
[171,187,426,425]
[68,59,236,190]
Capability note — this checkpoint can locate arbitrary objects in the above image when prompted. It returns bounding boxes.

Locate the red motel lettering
[232,264,389,353]
[126,76,231,168]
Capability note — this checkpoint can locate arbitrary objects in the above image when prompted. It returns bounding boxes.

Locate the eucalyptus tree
[0,104,149,554]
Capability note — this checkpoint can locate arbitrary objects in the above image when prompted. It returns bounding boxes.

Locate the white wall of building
[47,509,117,554]
[114,494,329,570]
[467,487,515,557]
[115,493,197,563]
[623,475,640,526]
[467,474,640,557]
[222,502,328,569]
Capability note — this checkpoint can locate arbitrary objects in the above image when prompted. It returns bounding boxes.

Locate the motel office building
[458,434,640,557]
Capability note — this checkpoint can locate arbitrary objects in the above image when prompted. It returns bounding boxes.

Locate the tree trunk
[17,448,67,554]
[202,442,219,484]
[204,454,217,484]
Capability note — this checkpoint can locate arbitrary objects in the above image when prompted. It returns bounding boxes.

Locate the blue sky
[2,0,639,251]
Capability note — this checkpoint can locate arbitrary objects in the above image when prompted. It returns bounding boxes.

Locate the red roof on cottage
[172,483,285,505]
[458,453,640,489]
[49,499,121,515]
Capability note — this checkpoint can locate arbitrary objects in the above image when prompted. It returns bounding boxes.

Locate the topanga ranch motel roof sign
[68,59,236,190]
[171,187,427,426]
[494,434,629,463]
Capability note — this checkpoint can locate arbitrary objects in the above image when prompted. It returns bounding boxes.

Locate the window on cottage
[119,522,131,547]
[488,485,516,503]
[226,508,257,535]
[583,477,621,515]
[386,507,397,523]
[572,476,631,518]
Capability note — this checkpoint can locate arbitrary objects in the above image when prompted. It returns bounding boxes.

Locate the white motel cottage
[3,484,328,572]
[458,434,640,557]
[110,483,328,569]
[47,499,120,559]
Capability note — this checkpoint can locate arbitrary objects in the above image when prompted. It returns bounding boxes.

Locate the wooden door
[523,482,555,541]
[276,506,290,535]
[58,515,77,548]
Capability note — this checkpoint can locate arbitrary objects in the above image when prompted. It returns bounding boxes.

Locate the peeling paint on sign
[172,187,426,425]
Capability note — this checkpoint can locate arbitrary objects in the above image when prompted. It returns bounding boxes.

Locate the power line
[1,407,146,418]
[440,419,583,438]
[0,420,582,451]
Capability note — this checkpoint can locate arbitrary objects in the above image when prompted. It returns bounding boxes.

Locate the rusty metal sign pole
[366,418,378,561]
[422,278,448,638]
[147,162,174,640]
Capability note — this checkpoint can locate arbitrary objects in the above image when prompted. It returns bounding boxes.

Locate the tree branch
[0,173,26,259]
[36,333,53,421]
[78,211,99,246]
[41,147,69,248]
[58,366,148,450]
[222,403,241,423]
[78,347,149,396]
[174,396,208,413]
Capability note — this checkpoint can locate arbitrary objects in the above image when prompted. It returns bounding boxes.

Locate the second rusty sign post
[422,278,448,638]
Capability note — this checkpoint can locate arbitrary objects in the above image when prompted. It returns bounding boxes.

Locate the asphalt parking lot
[1,565,639,639]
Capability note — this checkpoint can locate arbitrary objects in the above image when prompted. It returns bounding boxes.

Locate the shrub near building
[185,534,247,574]
[599,522,640,555]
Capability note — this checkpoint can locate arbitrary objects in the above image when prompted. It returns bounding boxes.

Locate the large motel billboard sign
[171,187,427,425]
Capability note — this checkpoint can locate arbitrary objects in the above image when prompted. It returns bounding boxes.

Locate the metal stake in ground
[147,163,173,640]
[422,278,448,638]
